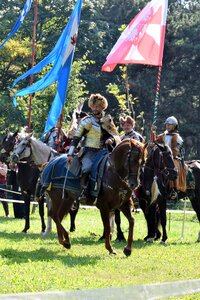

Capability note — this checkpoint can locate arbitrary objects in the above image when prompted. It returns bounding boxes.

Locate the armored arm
[68,117,92,156]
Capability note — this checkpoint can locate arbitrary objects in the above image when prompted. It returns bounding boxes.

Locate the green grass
[0,204,199,298]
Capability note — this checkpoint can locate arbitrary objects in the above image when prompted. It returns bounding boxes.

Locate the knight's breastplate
[76,116,101,149]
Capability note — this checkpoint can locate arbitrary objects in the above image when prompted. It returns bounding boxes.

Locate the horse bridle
[13,140,33,162]
[0,135,19,158]
[109,139,142,188]
[142,146,172,188]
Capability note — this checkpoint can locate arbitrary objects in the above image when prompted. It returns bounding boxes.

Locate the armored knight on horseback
[156,116,187,199]
[67,93,120,204]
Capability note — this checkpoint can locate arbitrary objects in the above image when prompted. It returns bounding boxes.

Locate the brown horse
[41,138,146,255]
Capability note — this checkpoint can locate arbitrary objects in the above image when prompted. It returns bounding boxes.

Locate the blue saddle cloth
[41,154,81,193]
[41,150,108,197]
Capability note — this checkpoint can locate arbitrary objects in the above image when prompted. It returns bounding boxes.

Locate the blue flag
[12,0,83,134]
[0,0,32,49]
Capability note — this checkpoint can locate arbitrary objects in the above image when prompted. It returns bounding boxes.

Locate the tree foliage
[0,0,199,158]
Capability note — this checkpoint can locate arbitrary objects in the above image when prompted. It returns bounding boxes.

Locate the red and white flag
[102,0,168,72]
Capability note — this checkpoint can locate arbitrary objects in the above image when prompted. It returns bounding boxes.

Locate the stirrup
[170,190,178,200]
[78,189,89,204]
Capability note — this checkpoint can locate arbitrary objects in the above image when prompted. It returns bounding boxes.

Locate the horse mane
[130,138,147,162]
[150,176,160,204]
[113,138,147,166]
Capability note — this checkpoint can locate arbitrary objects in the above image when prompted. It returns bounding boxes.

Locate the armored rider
[67,93,117,203]
[156,116,187,199]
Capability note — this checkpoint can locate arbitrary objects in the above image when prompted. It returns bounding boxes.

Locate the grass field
[0,203,199,298]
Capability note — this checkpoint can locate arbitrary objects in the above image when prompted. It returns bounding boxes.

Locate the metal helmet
[165,116,178,125]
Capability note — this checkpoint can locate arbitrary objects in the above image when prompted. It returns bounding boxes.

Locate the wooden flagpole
[56,107,65,146]
[28,0,38,133]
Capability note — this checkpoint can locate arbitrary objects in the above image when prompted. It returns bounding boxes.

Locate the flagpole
[56,108,64,145]
[28,0,38,133]
[150,65,162,141]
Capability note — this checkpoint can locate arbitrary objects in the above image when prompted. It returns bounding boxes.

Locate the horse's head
[11,133,33,163]
[111,138,146,190]
[141,143,178,203]
[155,143,178,181]
[0,130,19,162]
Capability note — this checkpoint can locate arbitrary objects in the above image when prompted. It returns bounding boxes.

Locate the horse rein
[142,147,173,188]
[13,140,57,167]
[108,139,142,188]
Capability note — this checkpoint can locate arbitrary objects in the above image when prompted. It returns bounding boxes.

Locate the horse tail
[150,176,160,205]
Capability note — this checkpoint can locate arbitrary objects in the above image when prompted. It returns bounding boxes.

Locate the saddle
[41,151,108,198]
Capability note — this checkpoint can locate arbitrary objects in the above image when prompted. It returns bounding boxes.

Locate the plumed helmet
[165,116,178,125]
[120,115,135,127]
[88,93,108,110]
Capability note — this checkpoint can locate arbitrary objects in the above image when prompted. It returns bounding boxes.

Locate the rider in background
[120,115,144,204]
[62,111,88,153]
[67,93,117,204]
[120,115,144,142]
[0,160,9,217]
[156,116,187,199]
[42,121,63,150]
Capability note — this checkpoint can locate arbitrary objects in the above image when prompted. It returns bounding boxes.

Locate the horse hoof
[109,250,117,255]
[123,247,131,257]
[22,230,28,234]
[63,243,71,249]
[99,235,105,241]
[160,241,167,246]
[41,231,49,237]
[115,237,126,242]
[70,227,75,232]
[116,234,126,242]
[146,238,154,243]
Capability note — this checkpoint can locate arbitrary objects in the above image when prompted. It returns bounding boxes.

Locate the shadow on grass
[0,246,101,266]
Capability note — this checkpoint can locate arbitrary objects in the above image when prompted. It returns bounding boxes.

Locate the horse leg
[100,208,116,255]
[158,197,167,244]
[31,204,37,214]
[38,195,46,233]
[188,190,200,242]
[115,209,126,241]
[146,204,161,242]
[139,198,156,242]
[43,193,52,236]
[120,201,134,256]
[154,210,161,241]
[22,194,30,233]
[48,190,73,249]
[69,201,79,232]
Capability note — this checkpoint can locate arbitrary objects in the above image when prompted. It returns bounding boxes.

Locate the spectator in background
[0,160,9,217]
[7,163,25,219]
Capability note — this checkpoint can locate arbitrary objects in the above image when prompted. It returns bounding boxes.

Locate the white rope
[0,187,21,195]
[62,164,70,199]
[0,197,38,205]
[181,196,188,239]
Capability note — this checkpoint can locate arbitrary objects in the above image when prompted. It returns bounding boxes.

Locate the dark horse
[139,143,200,243]
[138,143,177,243]
[40,138,146,255]
[9,132,79,233]
[0,130,47,233]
